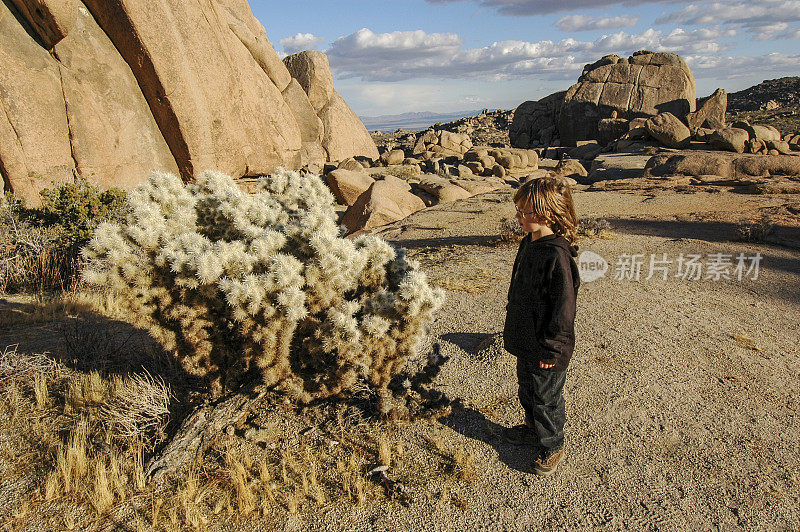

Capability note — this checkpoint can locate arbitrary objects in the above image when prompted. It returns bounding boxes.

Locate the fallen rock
[380,149,405,166]
[553,159,588,178]
[338,157,365,171]
[687,88,726,131]
[341,179,425,233]
[645,151,800,179]
[709,128,750,153]
[417,176,472,203]
[645,112,691,148]
[326,169,374,206]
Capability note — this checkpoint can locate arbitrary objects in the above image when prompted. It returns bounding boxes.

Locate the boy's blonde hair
[513,176,578,244]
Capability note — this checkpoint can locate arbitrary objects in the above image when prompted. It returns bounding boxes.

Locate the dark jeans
[516,356,566,453]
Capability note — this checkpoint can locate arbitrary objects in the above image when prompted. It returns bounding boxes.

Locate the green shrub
[32,178,128,247]
[0,180,127,293]
[82,169,445,403]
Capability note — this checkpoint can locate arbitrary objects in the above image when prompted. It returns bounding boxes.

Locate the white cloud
[426,0,676,15]
[686,52,800,78]
[556,14,639,31]
[326,27,734,81]
[657,1,800,40]
[279,33,325,55]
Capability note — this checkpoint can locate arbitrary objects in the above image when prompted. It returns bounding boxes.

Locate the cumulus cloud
[426,0,675,16]
[556,14,639,31]
[279,33,325,54]
[686,52,800,78]
[326,27,734,81]
[657,1,800,40]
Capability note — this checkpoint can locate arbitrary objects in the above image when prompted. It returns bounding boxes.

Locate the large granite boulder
[326,169,374,206]
[341,178,426,233]
[284,51,379,162]
[645,152,800,179]
[1,0,375,204]
[709,128,750,153]
[509,90,565,148]
[558,51,696,145]
[83,0,302,179]
[0,1,77,202]
[645,112,691,148]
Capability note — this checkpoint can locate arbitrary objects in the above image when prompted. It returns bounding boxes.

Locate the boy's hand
[539,361,555,369]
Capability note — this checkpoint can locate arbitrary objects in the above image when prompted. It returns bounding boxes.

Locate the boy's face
[515,199,549,233]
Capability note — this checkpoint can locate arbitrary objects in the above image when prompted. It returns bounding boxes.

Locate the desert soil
[2,185,799,530]
[290,186,800,530]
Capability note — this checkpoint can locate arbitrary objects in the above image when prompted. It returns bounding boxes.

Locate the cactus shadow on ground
[437,405,532,474]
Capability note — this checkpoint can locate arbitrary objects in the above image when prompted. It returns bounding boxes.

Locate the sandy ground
[2,185,799,530]
[289,186,800,530]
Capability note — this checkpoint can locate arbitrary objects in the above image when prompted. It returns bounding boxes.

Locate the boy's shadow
[438,401,533,473]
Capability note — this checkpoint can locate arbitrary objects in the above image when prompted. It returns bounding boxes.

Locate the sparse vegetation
[497,216,524,243]
[578,217,613,238]
[0,180,127,293]
[735,213,775,243]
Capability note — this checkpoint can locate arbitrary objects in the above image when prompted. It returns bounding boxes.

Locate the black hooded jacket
[503,233,580,371]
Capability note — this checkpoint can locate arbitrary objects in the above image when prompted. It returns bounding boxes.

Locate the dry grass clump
[497,216,524,243]
[0,197,79,293]
[101,371,172,446]
[735,213,775,242]
[578,217,613,238]
[1,359,474,528]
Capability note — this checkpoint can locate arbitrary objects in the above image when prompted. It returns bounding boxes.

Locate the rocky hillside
[726,77,800,134]
[371,109,512,152]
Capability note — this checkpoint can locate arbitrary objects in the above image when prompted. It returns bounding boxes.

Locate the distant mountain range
[359,110,487,132]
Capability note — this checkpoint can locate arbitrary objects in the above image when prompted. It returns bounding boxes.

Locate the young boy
[502,177,580,476]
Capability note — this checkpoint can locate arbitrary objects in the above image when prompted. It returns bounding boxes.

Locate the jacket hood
[528,233,579,258]
[528,233,581,290]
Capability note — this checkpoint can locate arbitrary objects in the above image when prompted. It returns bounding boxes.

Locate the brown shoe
[499,424,539,445]
[532,447,564,476]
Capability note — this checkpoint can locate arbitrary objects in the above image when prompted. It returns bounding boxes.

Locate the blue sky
[250,0,800,116]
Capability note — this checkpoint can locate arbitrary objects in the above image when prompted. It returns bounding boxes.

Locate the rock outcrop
[512,52,697,149]
[509,90,565,148]
[558,52,696,145]
[0,0,377,204]
[645,152,800,179]
[284,51,379,163]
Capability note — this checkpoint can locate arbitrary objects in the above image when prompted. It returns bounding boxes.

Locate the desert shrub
[0,181,127,293]
[32,178,128,246]
[497,217,524,243]
[578,217,612,237]
[82,169,445,402]
[735,213,774,242]
[0,194,74,292]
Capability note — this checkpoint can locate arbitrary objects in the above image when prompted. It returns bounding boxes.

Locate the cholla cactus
[82,169,444,401]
